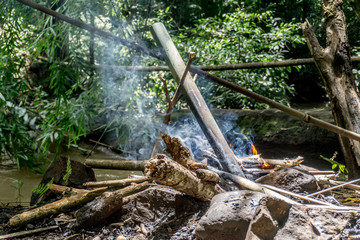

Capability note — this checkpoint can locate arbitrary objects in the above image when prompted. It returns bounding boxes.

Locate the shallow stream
[0,143,143,206]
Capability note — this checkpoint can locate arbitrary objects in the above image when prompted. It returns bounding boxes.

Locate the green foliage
[32,178,54,205]
[171,8,305,109]
[11,178,24,203]
[320,152,348,180]
[0,8,46,172]
[62,156,72,185]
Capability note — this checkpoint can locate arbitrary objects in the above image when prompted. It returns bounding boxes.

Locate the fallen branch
[240,156,304,167]
[8,187,107,228]
[84,159,146,171]
[75,182,149,228]
[309,170,335,175]
[83,176,149,188]
[144,154,224,201]
[50,184,89,195]
[0,225,58,239]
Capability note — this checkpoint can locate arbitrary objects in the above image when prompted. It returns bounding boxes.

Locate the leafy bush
[172,8,304,109]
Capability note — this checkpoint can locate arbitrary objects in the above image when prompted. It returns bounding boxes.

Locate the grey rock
[274,205,356,240]
[195,190,266,240]
[256,167,319,193]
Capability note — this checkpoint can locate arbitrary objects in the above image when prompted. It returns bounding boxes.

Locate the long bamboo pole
[92,56,360,72]
[15,0,360,142]
[151,23,245,177]
[192,68,360,142]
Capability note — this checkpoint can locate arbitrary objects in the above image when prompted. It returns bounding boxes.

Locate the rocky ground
[0,186,209,240]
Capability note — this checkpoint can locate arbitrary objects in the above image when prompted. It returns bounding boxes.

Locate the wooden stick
[0,225,58,239]
[306,178,360,198]
[83,176,148,188]
[239,156,304,167]
[8,187,107,228]
[151,52,196,158]
[50,184,89,194]
[309,171,335,175]
[85,159,146,171]
[262,184,336,207]
[209,167,298,205]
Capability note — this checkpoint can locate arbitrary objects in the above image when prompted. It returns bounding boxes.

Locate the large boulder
[195,190,266,240]
[274,205,355,240]
[256,167,320,194]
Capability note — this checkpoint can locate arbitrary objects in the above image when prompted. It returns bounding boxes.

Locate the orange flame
[251,144,258,155]
[252,144,271,169]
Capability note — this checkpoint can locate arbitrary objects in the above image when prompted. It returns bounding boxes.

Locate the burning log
[84,159,146,171]
[195,169,220,183]
[144,154,225,201]
[8,187,107,228]
[162,133,207,171]
[83,176,149,188]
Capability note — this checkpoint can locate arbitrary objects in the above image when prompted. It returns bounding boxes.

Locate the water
[0,143,143,206]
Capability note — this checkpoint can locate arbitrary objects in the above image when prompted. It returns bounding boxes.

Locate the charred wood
[144,154,225,201]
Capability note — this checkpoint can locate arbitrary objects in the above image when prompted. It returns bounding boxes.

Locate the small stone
[116,235,127,240]
[92,236,101,240]
[26,224,34,229]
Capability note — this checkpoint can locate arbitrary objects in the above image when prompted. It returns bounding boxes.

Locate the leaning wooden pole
[151,23,244,177]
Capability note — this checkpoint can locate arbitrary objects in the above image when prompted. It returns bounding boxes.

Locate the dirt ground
[0,203,207,240]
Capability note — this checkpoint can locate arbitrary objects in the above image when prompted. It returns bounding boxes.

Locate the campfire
[3,14,360,240]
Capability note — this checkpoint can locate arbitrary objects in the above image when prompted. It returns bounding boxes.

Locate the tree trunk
[301,0,360,179]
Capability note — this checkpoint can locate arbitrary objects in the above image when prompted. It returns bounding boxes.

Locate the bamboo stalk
[91,56,360,71]
[151,22,245,177]
[262,184,336,207]
[306,178,360,197]
[83,176,148,188]
[85,159,146,171]
[193,67,360,142]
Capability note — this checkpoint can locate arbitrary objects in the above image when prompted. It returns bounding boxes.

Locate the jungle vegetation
[0,0,359,172]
